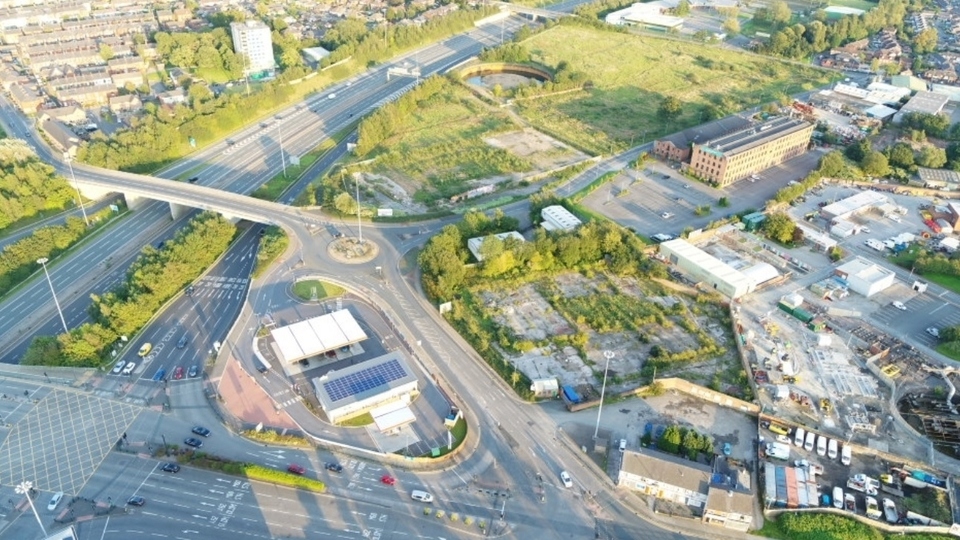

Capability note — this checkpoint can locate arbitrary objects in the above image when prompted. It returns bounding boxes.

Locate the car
[161,463,180,473]
[328,93,336,99]
[661,174,670,180]
[188,365,199,378]
[173,366,184,380]
[775,435,791,444]
[722,442,732,456]
[860,226,871,233]
[325,462,344,473]
[122,362,136,375]
[112,359,126,374]
[411,490,434,502]
[187,177,199,183]
[184,437,203,448]
[381,475,396,485]
[126,496,145,506]
[138,343,152,357]
[619,439,627,452]
[890,215,902,223]
[177,335,188,349]
[683,184,690,188]
[560,471,573,488]
[892,301,906,311]
[927,327,941,338]
[191,426,211,437]
[47,491,63,511]
[660,212,674,219]
[287,464,306,475]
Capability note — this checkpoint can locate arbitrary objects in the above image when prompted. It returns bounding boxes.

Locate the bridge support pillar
[75,183,114,201]
[169,202,190,220]
[123,193,149,211]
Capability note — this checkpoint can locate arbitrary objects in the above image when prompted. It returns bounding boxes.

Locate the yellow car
[138,343,152,357]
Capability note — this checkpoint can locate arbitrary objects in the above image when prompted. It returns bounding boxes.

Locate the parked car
[381,475,396,485]
[560,471,573,488]
[127,496,145,506]
[927,327,940,338]
[722,442,732,456]
[122,362,136,375]
[287,464,306,475]
[173,366,184,380]
[619,439,627,452]
[325,463,344,473]
[183,437,203,448]
[892,301,906,311]
[188,365,199,378]
[161,463,180,473]
[47,492,63,511]
[191,426,211,437]
[112,359,126,374]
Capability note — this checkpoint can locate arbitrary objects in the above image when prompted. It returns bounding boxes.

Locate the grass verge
[251,138,337,201]
[175,451,326,492]
[292,279,345,301]
[253,226,289,279]
[339,412,374,427]
[240,429,310,447]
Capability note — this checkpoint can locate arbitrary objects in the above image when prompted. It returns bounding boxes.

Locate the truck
[844,493,857,513]
[865,496,882,519]
[911,470,947,489]
[766,442,790,461]
[883,498,898,524]
[841,444,852,466]
[847,475,879,496]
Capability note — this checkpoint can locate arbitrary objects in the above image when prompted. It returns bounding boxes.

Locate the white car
[890,215,902,223]
[122,362,136,375]
[660,212,674,219]
[560,471,573,488]
[891,301,906,311]
[111,359,126,374]
[47,491,63,511]
[927,327,940,338]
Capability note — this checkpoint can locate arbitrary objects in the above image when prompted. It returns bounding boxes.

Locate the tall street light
[594,351,614,439]
[37,257,67,333]
[355,174,363,244]
[66,158,88,226]
[277,122,287,178]
[15,481,47,537]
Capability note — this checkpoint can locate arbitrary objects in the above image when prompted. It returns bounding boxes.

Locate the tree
[861,151,890,177]
[675,0,691,15]
[763,212,797,244]
[722,17,740,36]
[845,139,871,162]
[940,325,960,343]
[770,0,792,25]
[657,96,683,120]
[333,191,358,215]
[99,43,115,61]
[819,151,845,177]
[887,143,915,169]
[918,145,947,169]
[914,28,939,54]
[418,225,467,301]
[658,425,682,454]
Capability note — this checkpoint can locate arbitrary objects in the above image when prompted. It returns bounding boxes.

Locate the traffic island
[326,237,379,264]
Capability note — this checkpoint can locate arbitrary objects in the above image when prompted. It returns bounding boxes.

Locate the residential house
[38,105,88,124]
[8,82,43,111]
[617,449,711,509]
[157,87,187,106]
[40,118,80,158]
[108,93,143,113]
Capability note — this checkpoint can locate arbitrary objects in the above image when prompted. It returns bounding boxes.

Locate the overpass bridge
[70,161,319,231]
[492,2,565,20]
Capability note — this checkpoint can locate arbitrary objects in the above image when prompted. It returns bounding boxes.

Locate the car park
[122,362,136,375]
[138,343,152,357]
[173,366,184,380]
[560,471,573,488]
[188,365,199,378]
[112,359,126,374]
[381,475,396,485]
[287,464,306,475]
[191,426,211,437]
[325,462,343,473]
[127,496,145,506]
[47,491,63,511]
[184,437,203,448]
[161,463,180,473]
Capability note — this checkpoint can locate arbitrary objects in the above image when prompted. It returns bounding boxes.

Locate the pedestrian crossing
[189,276,250,300]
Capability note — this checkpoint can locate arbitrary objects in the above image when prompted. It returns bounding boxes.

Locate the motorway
[0,8,729,540]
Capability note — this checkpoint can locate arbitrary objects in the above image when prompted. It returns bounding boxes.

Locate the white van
[841,444,852,466]
[804,431,815,452]
[794,427,806,448]
[816,435,827,457]
[828,438,838,460]
[411,490,434,503]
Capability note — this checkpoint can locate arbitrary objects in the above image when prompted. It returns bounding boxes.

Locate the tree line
[154,28,245,81]
[23,213,236,367]
[642,423,715,461]
[0,155,75,230]
[355,75,448,156]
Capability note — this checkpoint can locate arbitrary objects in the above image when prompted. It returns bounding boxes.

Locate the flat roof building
[231,20,274,75]
[659,239,754,298]
[541,205,582,232]
[467,231,524,262]
[618,448,711,509]
[819,191,888,220]
[312,352,419,424]
[688,117,813,187]
[270,310,368,365]
[834,257,896,297]
[893,91,949,123]
[654,116,752,162]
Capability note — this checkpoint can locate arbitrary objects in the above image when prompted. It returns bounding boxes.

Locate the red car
[173,366,184,380]
[287,464,306,475]
[380,475,396,485]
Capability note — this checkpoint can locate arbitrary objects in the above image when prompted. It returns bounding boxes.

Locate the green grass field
[292,279,345,301]
[515,25,840,154]
[827,0,875,12]
[368,85,530,202]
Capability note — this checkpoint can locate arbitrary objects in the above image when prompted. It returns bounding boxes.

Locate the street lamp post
[15,481,47,537]
[594,351,614,439]
[277,122,287,178]
[37,257,67,333]
[355,175,363,244]
[66,158,88,226]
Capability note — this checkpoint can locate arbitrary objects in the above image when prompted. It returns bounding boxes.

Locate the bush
[240,429,309,446]
[253,226,289,278]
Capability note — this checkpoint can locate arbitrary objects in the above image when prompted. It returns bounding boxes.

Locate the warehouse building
[467,231,525,262]
[834,257,896,297]
[270,310,368,366]
[541,205,582,232]
[892,90,949,123]
[819,191,889,221]
[654,116,752,162]
[688,117,814,187]
[659,239,754,298]
[312,352,419,424]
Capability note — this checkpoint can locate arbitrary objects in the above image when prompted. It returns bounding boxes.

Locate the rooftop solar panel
[323,359,408,403]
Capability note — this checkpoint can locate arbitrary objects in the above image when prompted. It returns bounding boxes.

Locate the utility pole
[66,158,88,226]
[37,257,67,333]
[277,122,287,177]
[355,174,363,244]
[594,351,614,439]
[16,481,46,537]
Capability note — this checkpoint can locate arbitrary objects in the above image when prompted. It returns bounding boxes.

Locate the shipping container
[786,467,798,508]
[765,464,778,505]
[807,483,819,508]
[777,302,795,315]
[792,308,815,323]
[797,481,809,507]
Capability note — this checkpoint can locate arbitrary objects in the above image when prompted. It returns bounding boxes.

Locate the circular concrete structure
[326,238,379,264]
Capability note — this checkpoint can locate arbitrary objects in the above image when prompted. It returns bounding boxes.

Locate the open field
[515,25,840,154]
[292,279,346,301]
[827,0,876,11]
[364,84,587,203]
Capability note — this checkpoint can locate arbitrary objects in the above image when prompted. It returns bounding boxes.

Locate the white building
[618,449,711,509]
[467,231,524,262]
[820,191,889,221]
[312,352,419,424]
[269,310,368,365]
[659,239,754,298]
[231,20,275,74]
[893,91,950,123]
[834,257,896,297]
[541,205,582,232]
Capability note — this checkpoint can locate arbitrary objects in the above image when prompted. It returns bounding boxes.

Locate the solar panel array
[323,359,408,403]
